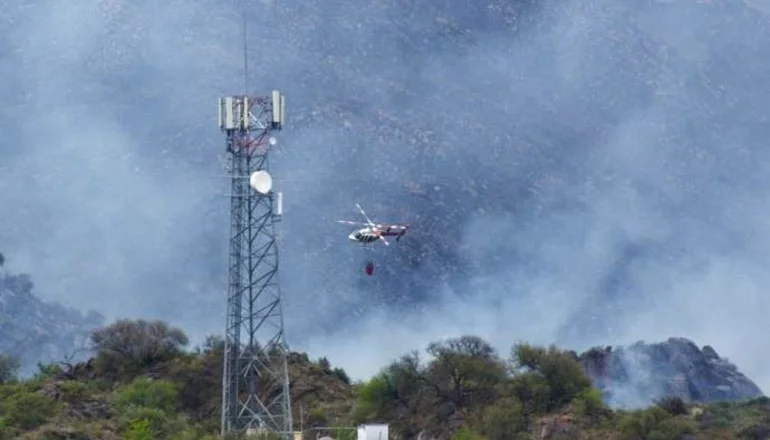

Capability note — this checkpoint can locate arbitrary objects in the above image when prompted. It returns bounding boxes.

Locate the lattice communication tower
[218,92,292,437]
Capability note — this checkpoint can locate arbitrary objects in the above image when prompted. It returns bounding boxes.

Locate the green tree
[508,367,551,418]
[90,318,189,379]
[424,336,507,410]
[357,336,511,440]
[354,351,429,439]
[510,343,591,412]
[333,367,351,384]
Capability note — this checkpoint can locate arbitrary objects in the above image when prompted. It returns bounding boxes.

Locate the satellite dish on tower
[249,170,273,194]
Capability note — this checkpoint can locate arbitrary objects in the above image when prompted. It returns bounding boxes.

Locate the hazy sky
[2,0,770,396]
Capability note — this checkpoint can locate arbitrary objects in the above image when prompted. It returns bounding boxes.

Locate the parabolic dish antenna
[249,170,273,194]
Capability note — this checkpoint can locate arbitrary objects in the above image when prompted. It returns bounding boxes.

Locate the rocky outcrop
[0,270,104,377]
[578,337,764,408]
[536,413,579,440]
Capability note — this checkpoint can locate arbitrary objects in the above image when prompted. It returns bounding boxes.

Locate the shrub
[618,406,672,439]
[32,362,63,381]
[0,355,19,384]
[111,377,179,413]
[574,387,610,424]
[475,396,527,440]
[126,417,153,440]
[0,390,59,430]
[118,404,190,440]
[646,417,696,440]
[58,379,92,403]
[452,426,488,440]
[655,396,688,416]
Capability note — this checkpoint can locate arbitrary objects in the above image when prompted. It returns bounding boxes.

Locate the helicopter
[337,203,409,275]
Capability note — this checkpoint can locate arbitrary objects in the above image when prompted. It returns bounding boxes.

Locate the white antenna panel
[249,170,273,194]
[242,97,250,130]
[272,90,281,126]
[276,191,283,216]
[219,97,237,130]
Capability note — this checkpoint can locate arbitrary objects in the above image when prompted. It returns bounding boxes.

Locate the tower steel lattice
[218,93,292,437]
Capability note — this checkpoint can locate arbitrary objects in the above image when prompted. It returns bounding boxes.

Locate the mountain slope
[0,269,104,376]
[579,337,764,409]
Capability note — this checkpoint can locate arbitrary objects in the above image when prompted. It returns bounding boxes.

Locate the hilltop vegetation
[0,319,768,440]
